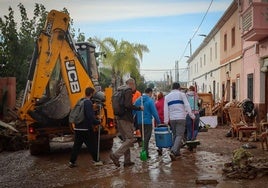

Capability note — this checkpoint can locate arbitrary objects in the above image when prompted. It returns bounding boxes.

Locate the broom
[140,96,147,161]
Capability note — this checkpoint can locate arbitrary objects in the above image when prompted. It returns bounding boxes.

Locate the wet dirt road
[1,127,268,188]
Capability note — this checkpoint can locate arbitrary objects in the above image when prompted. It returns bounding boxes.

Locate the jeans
[170,119,186,155]
[186,114,200,141]
[70,130,98,163]
[113,119,135,163]
[138,124,153,155]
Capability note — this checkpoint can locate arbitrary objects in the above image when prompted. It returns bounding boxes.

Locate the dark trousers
[138,124,153,155]
[186,114,200,141]
[70,130,98,163]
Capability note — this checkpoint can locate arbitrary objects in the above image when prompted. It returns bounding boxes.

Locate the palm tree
[91,37,149,89]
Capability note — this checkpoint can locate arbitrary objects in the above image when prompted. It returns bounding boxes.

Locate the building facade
[219,2,242,102]
[187,1,239,102]
[240,0,268,120]
[188,0,268,120]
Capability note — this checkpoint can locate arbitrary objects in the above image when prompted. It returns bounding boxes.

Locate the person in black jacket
[110,78,143,167]
[69,87,103,167]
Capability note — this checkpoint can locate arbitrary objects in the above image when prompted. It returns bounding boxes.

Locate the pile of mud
[0,120,27,152]
[223,148,268,179]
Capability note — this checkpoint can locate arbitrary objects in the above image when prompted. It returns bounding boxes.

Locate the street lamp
[188,34,207,58]
[198,34,207,37]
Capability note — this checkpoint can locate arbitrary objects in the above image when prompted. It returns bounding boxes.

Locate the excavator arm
[19,10,94,124]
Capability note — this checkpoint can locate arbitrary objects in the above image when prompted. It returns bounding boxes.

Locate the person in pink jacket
[155,92,164,124]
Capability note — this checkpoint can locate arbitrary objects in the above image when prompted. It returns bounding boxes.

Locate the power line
[140,68,188,72]
[177,0,214,63]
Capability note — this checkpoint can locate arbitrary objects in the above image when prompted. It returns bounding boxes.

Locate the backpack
[186,93,199,111]
[69,98,87,124]
[112,86,131,116]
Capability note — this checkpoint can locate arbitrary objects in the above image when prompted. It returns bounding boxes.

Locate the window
[217,82,219,100]
[232,82,236,100]
[204,54,206,66]
[226,80,230,101]
[200,57,202,68]
[247,73,254,101]
[231,27,235,47]
[236,77,240,101]
[215,42,217,59]
[224,34,227,51]
[210,47,212,62]
[222,83,225,98]
[213,80,216,100]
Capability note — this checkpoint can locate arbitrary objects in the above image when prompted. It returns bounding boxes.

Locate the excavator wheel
[29,136,50,155]
[100,135,114,151]
[0,136,5,152]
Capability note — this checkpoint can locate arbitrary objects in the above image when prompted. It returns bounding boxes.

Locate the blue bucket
[155,126,173,148]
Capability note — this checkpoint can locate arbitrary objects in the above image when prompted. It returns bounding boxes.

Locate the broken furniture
[228,108,257,141]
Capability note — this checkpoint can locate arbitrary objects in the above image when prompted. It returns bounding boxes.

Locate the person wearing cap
[164,82,195,161]
[186,85,200,141]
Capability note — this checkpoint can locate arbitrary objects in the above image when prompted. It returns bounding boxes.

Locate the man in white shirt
[164,82,195,161]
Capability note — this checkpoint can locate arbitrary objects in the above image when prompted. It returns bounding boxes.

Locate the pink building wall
[0,77,16,118]
[242,42,261,101]
[240,0,268,120]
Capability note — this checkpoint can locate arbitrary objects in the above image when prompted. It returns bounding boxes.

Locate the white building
[187,28,221,101]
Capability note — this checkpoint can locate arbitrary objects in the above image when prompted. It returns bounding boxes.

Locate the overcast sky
[0,0,232,81]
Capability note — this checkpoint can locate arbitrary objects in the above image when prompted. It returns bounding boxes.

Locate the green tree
[148,83,155,89]
[0,4,77,92]
[92,37,149,89]
[0,4,48,92]
[99,67,113,88]
[76,29,85,42]
[136,75,146,93]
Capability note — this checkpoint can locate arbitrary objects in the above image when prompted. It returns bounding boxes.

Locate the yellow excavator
[19,10,116,155]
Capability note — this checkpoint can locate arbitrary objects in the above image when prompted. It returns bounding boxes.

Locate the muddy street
[1,127,268,188]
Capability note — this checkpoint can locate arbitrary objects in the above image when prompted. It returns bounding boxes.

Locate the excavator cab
[75,42,100,89]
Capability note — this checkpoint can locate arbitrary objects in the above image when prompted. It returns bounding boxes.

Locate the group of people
[110,78,201,166]
[68,78,200,168]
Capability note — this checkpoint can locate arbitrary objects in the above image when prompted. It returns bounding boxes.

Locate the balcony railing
[242,2,268,41]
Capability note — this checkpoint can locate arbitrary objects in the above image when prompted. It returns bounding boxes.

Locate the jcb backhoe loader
[19,10,116,155]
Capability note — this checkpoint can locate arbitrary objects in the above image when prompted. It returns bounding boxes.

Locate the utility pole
[170,69,172,85]
[175,60,179,82]
[189,39,192,56]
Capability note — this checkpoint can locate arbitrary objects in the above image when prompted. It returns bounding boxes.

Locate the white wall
[188,32,221,101]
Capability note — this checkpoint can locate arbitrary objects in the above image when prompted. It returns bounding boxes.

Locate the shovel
[97,104,102,162]
[140,96,147,161]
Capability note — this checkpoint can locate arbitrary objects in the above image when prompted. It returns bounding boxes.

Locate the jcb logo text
[65,60,81,93]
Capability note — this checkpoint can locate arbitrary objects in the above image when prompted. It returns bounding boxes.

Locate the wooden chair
[258,119,268,150]
[228,108,257,141]
[260,132,268,150]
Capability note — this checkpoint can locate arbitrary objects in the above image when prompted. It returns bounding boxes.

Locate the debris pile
[0,120,27,152]
[223,148,268,179]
